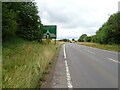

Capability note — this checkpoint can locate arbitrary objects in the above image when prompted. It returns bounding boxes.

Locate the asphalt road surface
[51,43,119,88]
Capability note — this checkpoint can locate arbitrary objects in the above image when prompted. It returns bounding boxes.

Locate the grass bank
[77,42,120,52]
[2,38,61,88]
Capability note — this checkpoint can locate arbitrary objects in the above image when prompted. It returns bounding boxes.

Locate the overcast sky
[35,0,119,40]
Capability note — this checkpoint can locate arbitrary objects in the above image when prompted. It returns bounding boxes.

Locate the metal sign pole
[55,39,56,45]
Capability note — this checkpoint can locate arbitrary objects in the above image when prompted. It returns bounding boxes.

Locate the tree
[2,2,43,42]
[95,12,120,44]
[85,36,91,42]
[78,34,87,42]
[78,12,120,45]
[91,35,96,42]
[2,2,17,41]
[61,39,68,42]
[16,2,43,41]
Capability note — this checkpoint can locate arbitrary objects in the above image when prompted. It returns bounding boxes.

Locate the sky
[35,0,119,40]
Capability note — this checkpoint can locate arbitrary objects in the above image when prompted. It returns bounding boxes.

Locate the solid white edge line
[63,44,73,88]
[78,44,118,54]
[107,58,120,63]
[65,60,73,88]
[63,44,67,59]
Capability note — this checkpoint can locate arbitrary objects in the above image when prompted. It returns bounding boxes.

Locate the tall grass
[77,42,119,52]
[2,38,60,88]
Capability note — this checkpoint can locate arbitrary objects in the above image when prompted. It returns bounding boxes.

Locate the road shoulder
[42,45,67,88]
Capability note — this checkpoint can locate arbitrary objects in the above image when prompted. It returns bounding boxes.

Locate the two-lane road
[51,43,119,88]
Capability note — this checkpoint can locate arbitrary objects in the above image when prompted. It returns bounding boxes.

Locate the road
[51,43,119,88]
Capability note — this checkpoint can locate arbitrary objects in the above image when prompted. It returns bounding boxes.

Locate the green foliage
[78,34,87,42]
[90,35,96,42]
[61,39,68,42]
[85,36,91,42]
[2,2,43,42]
[78,12,120,45]
[2,3,17,41]
[2,2,59,88]
[95,12,120,44]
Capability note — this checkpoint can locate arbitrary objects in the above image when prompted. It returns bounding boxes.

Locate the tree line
[2,1,43,42]
[78,12,120,45]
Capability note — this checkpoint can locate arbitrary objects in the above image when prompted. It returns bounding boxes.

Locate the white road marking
[65,60,73,88]
[63,44,67,59]
[107,58,120,63]
[99,49,118,54]
[77,43,118,54]
[84,49,95,54]
[63,44,73,88]
[83,44,118,54]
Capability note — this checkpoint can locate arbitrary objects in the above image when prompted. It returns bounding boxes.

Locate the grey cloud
[35,0,118,39]
[45,10,71,24]
[40,6,102,29]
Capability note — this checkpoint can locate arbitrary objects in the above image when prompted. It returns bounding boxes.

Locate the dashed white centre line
[63,44,73,88]
[107,58,120,63]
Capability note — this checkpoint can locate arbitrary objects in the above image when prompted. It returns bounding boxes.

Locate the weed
[2,38,61,88]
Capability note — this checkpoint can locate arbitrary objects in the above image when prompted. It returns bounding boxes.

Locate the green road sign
[43,25,57,39]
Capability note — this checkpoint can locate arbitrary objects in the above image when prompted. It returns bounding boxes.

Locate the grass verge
[37,42,63,88]
[77,42,120,52]
[2,38,61,88]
